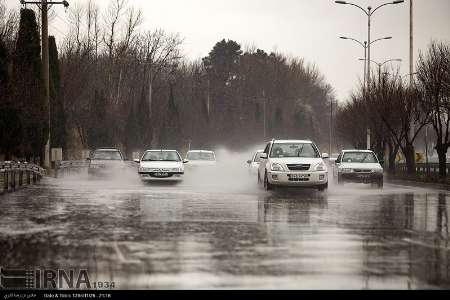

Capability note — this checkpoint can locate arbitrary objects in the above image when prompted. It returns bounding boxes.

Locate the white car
[185,150,216,166]
[247,149,264,175]
[333,149,383,188]
[135,150,185,182]
[257,139,329,191]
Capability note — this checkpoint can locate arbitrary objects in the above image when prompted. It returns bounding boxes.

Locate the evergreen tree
[12,9,47,163]
[86,89,116,148]
[160,83,181,149]
[0,38,22,160]
[49,35,66,151]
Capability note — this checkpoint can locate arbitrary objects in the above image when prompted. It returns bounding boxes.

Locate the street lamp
[340,36,392,91]
[359,58,402,82]
[335,0,404,150]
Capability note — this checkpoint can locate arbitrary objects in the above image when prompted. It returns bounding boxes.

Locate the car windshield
[187,152,215,161]
[270,143,320,158]
[142,151,181,162]
[342,152,378,163]
[92,150,122,160]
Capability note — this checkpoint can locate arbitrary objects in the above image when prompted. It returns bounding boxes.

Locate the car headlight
[373,168,383,173]
[171,168,181,172]
[270,163,284,172]
[139,167,151,172]
[315,162,326,171]
[340,168,353,173]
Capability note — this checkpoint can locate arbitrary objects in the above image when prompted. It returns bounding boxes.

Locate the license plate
[357,174,369,179]
[154,172,169,177]
[290,174,310,179]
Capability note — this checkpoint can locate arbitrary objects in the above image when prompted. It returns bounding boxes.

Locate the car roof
[94,148,121,152]
[342,149,374,153]
[271,140,312,144]
[255,149,264,152]
[187,150,215,153]
[145,149,179,152]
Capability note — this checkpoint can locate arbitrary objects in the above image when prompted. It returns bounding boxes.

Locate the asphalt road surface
[0,162,449,289]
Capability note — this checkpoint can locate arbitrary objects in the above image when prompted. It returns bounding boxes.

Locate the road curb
[386,177,450,191]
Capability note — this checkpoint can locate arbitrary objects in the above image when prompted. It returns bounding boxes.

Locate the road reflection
[0,179,449,288]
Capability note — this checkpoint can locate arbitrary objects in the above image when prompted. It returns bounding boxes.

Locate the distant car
[247,149,264,175]
[333,149,383,188]
[184,150,216,166]
[135,150,185,182]
[87,148,125,177]
[257,139,329,191]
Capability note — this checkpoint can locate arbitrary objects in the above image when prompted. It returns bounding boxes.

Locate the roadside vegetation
[0,0,335,163]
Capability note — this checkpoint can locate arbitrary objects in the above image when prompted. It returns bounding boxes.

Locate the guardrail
[396,162,450,174]
[55,160,90,177]
[0,161,46,194]
[55,160,137,177]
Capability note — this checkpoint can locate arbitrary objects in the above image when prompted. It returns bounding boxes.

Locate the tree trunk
[388,144,399,175]
[404,143,416,175]
[436,146,447,179]
[387,141,400,175]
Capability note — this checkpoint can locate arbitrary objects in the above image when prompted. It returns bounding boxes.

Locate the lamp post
[340,36,392,91]
[336,0,404,150]
[359,58,402,83]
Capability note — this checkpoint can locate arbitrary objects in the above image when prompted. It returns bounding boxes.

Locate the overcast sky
[8,0,450,102]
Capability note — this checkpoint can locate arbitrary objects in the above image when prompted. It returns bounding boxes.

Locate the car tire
[337,175,344,186]
[377,178,384,189]
[318,182,328,192]
[264,172,272,191]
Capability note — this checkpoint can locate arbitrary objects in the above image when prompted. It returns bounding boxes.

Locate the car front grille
[286,164,310,171]
[353,169,372,173]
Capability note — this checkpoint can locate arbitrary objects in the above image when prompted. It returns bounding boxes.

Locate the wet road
[0,164,449,289]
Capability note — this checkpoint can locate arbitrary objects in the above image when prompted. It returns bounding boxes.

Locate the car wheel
[377,178,384,189]
[264,172,272,191]
[318,182,328,192]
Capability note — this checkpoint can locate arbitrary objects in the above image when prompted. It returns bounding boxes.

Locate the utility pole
[329,98,333,157]
[409,0,415,153]
[409,0,414,86]
[366,6,372,150]
[262,89,266,141]
[20,0,69,169]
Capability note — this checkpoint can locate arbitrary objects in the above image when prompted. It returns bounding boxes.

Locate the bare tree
[417,41,450,178]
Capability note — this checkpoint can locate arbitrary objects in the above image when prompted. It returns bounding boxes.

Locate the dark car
[87,148,125,178]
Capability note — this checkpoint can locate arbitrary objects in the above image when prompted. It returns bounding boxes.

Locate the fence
[396,162,450,175]
[0,161,46,194]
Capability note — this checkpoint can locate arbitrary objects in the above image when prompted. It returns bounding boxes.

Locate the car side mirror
[183,159,189,164]
[335,160,340,164]
[379,160,384,165]
[86,157,91,161]
[133,159,140,163]
[260,153,268,159]
[322,153,329,159]
[247,160,252,164]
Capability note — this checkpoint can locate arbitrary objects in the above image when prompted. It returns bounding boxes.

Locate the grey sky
[8,0,450,101]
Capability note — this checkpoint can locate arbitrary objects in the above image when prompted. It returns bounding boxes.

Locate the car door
[333,153,342,178]
[258,143,271,179]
